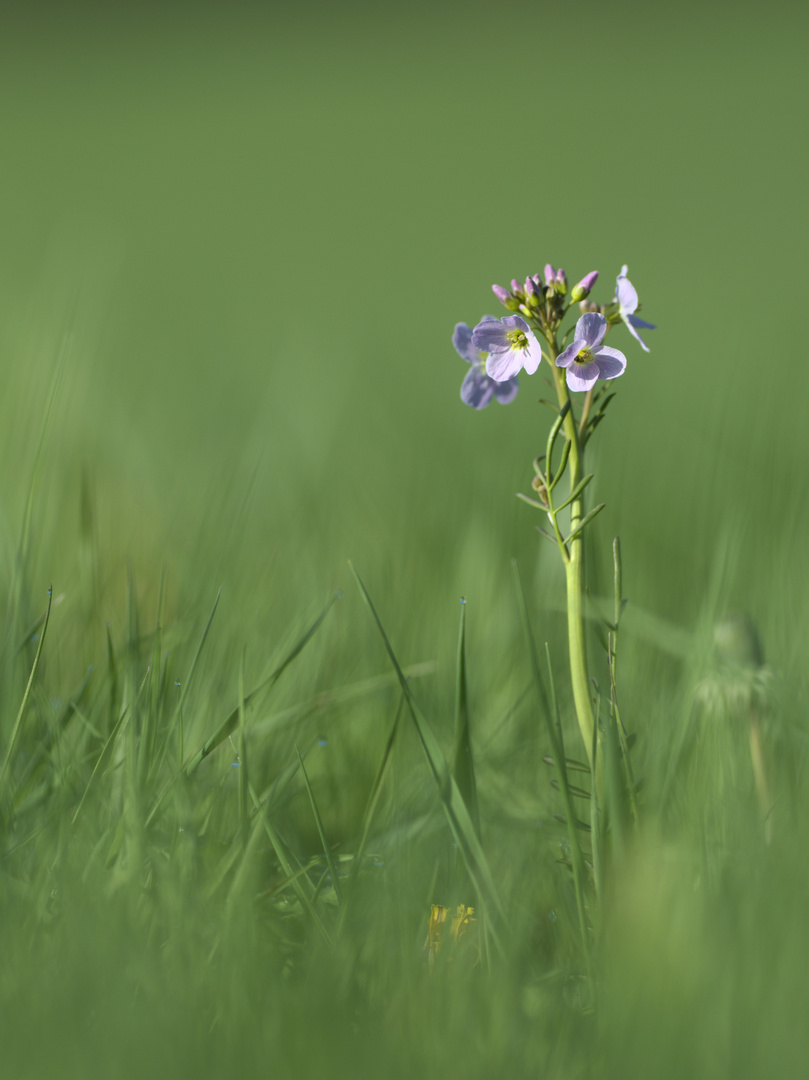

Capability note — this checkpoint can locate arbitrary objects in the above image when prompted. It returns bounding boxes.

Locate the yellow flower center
[506,329,528,351]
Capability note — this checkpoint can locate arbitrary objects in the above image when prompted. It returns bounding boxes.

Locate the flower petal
[500,315,531,334]
[452,323,479,364]
[621,316,651,352]
[472,318,509,352]
[616,275,638,315]
[460,367,496,409]
[628,314,656,330]
[521,332,543,375]
[575,312,607,348]
[593,346,627,380]
[493,376,519,404]
[565,361,600,392]
[556,339,586,368]
[485,348,524,382]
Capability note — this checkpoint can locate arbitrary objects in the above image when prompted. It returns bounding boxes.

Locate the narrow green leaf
[453,599,480,841]
[340,694,403,930]
[554,474,595,514]
[516,492,548,511]
[106,623,118,733]
[0,587,53,792]
[550,779,591,800]
[548,439,572,494]
[350,563,505,938]
[160,588,222,763]
[542,755,590,774]
[185,591,338,775]
[72,665,152,825]
[563,502,605,545]
[536,526,558,547]
[297,746,343,906]
[72,705,131,826]
[238,648,249,847]
[248,778,332,948]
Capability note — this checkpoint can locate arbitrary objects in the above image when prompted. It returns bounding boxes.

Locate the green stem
[546,339,597,767]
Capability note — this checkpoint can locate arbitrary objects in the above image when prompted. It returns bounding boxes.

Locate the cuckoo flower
[453,320,519,409]
[556,313,626,392]
[471,315,543,382]
[616,265,655,352]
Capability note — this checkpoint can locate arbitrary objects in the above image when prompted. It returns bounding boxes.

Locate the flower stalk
[454,264,654,773]
[546,336,597,766]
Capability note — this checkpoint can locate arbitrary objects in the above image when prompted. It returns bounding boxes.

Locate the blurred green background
[3,1,806,625]
[1,2,808,1077]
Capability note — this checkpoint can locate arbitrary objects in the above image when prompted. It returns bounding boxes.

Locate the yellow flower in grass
[425,904,478,967]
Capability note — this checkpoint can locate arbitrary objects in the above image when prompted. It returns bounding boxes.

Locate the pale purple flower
[453,320,518,409]
[616,265,655,352]
[471,315,543,381]
[556,313,626,392]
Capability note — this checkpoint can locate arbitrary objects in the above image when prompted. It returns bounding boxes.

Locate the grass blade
[247,778,332,948]
[511,563,592,983]
[453,598,480,840]
[297,745,343,906]
[0,586,53,793]
[350,563,505,938]
[238,647,249,846]
[158,588,222,769]
[340,693,404,930]
[185,591,339,775]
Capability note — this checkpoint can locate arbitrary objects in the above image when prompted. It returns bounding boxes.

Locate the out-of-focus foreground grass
[2,3,809,1077]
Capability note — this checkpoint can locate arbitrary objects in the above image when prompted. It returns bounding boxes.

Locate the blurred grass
[1,1,809,1077]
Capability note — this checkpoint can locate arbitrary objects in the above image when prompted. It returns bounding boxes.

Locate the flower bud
[570,271,599,303]
[544,264,556,287]
[555,269,568,296]
[492,283,521,311]
[531,475,549,508]
[511,279,523,295]
[523,276,542,308]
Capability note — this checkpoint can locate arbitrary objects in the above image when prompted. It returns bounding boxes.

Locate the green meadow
[2,4,808,1077]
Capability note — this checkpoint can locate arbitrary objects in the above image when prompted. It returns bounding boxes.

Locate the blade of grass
[511,563,592,983]
[71,705,131,826]
[350,563,505,941]
[297,745,343,906]
[106,623,119,734]
[453,598,480,841]
[184,592,339,776]
[247,777,332,948]
[154,588,222,775]
[238,648,249,847]
[0,586,53,793]
[339,693,404,933]
[249,662,435,739]
[72,665,152,825]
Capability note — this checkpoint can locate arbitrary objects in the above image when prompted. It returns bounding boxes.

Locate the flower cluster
[453,264,654,405]
[452,320,518,410]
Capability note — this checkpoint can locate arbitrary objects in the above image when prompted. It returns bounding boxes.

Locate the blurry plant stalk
[527,311,599,769]
[549,342,596,764]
